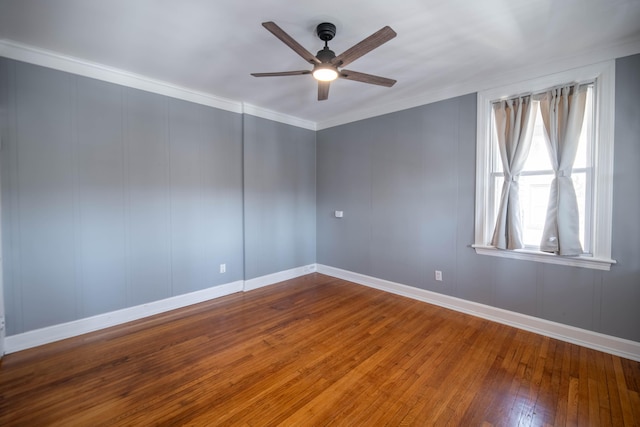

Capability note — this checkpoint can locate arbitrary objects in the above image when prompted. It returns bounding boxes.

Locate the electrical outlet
[435,270,443,281]
[220,263,226,274]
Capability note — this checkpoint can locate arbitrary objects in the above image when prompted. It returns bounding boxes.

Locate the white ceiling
[1,0,640,128]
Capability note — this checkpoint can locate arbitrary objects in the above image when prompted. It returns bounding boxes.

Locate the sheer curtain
[538,84,588,255]
[491,96,536,249]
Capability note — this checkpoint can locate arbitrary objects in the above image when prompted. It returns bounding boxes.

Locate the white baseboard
[9,262,637,362]
[316,264,640,362]
[4,280,244,354]
[243,264,316,291]
[4,264,319,354]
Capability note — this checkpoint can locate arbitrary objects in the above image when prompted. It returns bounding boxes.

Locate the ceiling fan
[251,21,397,101]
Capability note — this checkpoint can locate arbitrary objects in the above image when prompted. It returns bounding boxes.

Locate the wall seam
[11,61,24,334]
[71,74,83,320]
[241,112,246,283]
[122,89,132,307]
[453,97,461,297]
[167,98,175,297]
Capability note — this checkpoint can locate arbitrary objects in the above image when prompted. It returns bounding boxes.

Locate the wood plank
[1,273,639,425]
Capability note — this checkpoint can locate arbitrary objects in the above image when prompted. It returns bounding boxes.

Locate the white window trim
[474,61,616,271]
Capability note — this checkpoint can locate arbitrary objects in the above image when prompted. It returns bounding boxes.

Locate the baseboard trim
[244,264,317,291]
[4,264,320,354]
[4,280,244,354]
[317,264,640,362]
[9,263,637,361]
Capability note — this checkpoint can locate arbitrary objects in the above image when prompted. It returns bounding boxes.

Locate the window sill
[472,245,616,271]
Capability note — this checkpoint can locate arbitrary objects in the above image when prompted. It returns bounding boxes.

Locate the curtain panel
[490,96,536,250]
[538,84,588,255]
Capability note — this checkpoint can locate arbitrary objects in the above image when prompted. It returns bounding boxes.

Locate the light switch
[334,210,344,218]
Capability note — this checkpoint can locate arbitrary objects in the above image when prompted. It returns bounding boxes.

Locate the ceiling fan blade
[262,21,321,65]
[251,70,312,77]
[318,81,330,101]
[332,26,396,68]
[340,69,397,87]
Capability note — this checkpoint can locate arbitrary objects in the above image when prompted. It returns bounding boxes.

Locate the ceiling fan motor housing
[316,47,336,63]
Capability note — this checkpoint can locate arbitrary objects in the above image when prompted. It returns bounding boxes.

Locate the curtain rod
[491,79,595,105]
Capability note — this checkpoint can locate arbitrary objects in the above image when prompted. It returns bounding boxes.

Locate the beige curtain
[491,96,536,249]
[538,84,588,255]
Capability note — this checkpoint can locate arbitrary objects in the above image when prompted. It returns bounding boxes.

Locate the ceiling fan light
[312,66,338,82]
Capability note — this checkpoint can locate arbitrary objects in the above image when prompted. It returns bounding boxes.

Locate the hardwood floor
[1,273,639,426]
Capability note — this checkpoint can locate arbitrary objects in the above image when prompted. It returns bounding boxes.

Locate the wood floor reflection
[1,273,639,425]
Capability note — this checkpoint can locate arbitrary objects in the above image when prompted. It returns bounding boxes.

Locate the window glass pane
[573,171,587,251]
[522,103,552,172]
[517,172,588,250]
[491,117,503,173]
[492,175,503,225]
[573,86,593,169]
[518,174,553,247]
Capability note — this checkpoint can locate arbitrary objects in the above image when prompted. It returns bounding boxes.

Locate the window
[474,61,616,270]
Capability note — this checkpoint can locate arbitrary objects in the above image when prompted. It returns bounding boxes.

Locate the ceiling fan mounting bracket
[316,22,336,42]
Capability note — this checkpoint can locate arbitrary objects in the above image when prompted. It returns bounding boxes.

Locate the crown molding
[0,39,245,114]
[315,35,640,130]
[242,103,316,131]
[2,35,640,132]
[0,39,318,130]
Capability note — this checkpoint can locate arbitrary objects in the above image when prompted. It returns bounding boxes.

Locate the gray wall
[317,54,640,343]
[0,58,317,336]
[1,59,245,335]
[1,54,637,343]
[243,115,316,280]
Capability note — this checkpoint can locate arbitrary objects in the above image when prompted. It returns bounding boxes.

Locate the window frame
[473,61,616,271]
